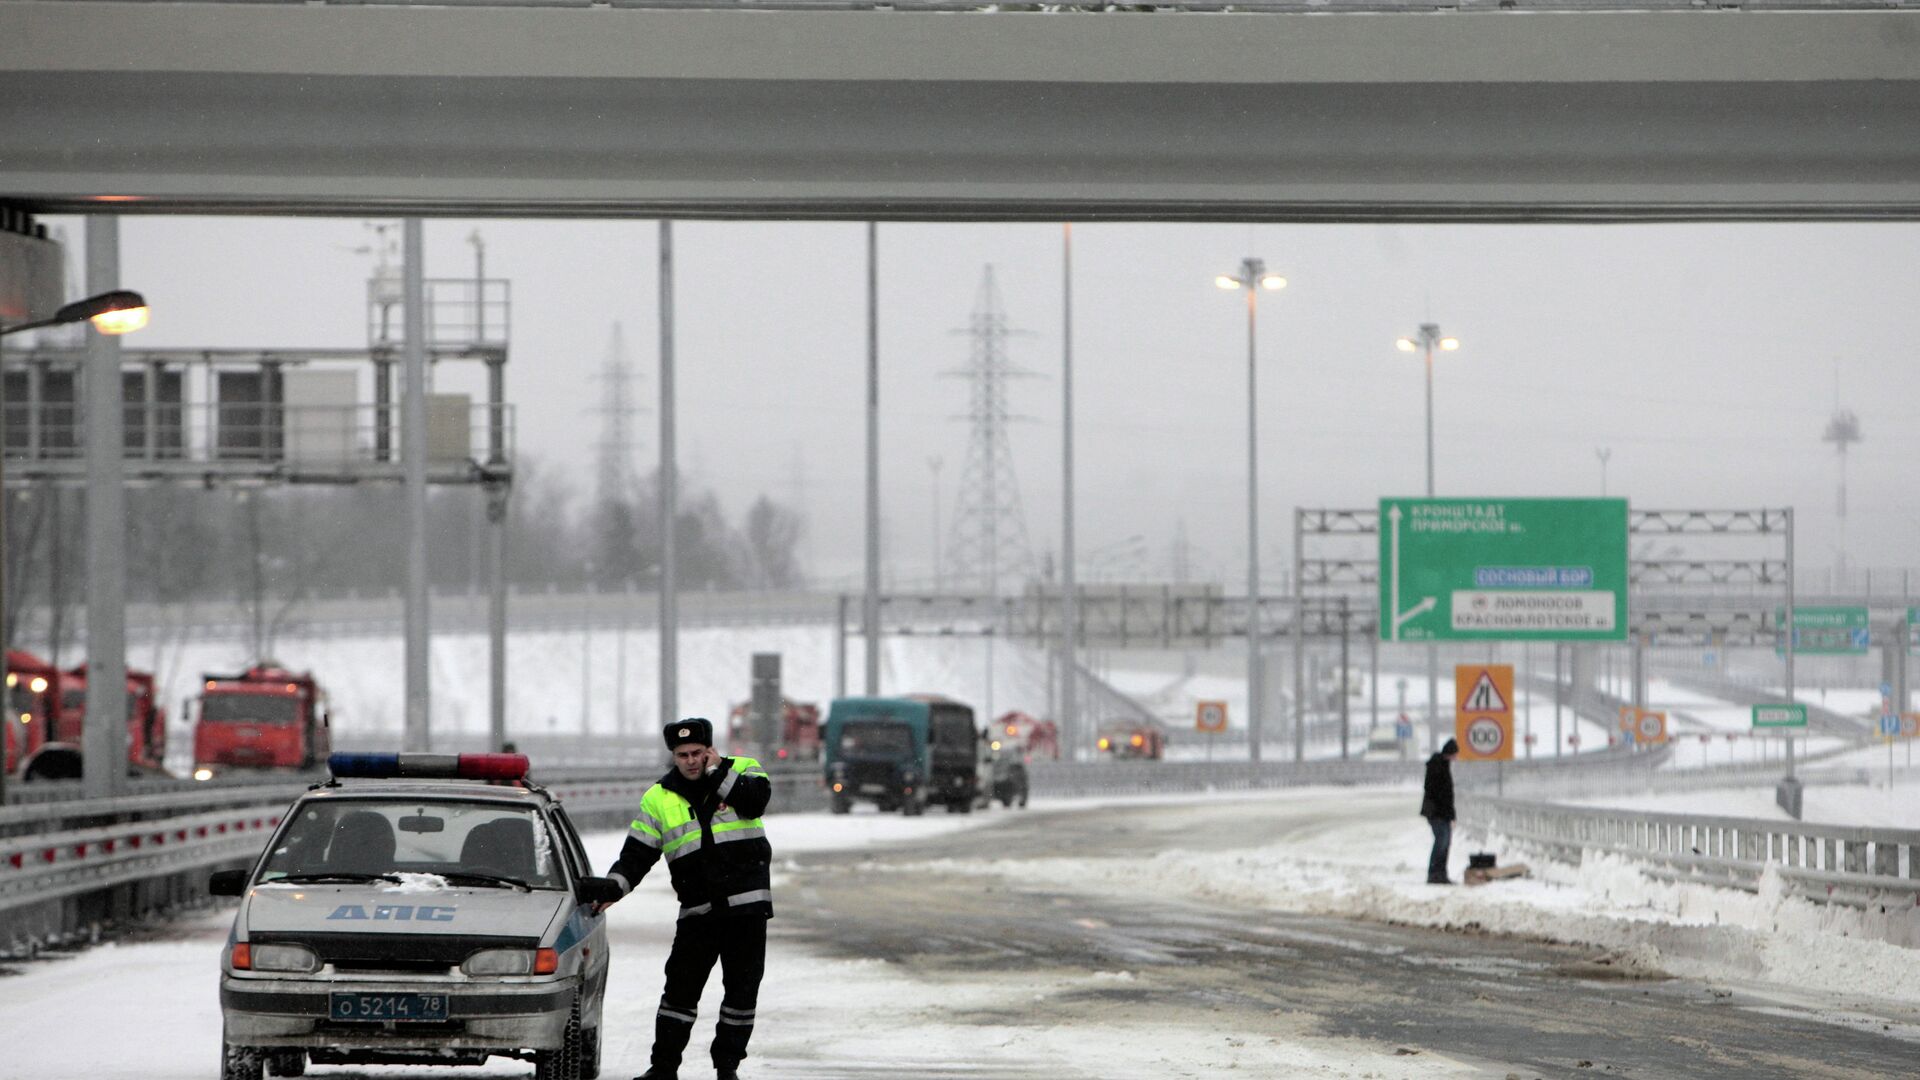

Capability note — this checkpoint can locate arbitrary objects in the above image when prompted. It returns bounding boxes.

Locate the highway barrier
[1461,796,1920,909]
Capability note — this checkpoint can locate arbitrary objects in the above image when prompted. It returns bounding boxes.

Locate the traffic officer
[600,718,773,1080]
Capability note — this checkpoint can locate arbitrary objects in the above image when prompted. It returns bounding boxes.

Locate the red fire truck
[192,665,331,776]
[58,664,170,776]
[726,698,822,762]
[4,650,59,777]
[3,652,168,780]
[992,711,1060,761]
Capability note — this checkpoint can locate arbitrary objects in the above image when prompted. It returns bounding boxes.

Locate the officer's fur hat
[664,718,715,750]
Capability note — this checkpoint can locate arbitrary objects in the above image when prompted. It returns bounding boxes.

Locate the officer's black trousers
[651,913,767,1071]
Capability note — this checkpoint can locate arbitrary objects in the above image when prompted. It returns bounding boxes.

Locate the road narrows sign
[1454,663,1515,762]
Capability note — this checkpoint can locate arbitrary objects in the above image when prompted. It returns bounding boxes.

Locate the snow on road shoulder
[924,788,1920,1010]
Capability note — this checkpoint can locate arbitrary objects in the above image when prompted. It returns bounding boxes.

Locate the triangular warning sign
[1462,671,1508,713]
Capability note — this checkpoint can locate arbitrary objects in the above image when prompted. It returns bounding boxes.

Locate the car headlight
[248,943,320,973]
[463,948,559,976]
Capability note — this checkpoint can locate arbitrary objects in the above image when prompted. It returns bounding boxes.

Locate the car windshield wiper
[440,871,535,892]
[276,871,404,884]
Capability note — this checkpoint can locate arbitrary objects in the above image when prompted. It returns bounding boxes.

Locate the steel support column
[863,222,881,697]
[82,215,128,799]
[1059,222,1078,761]
[1338,594,1350,761]
[401,217,430,752]
[487,484,508,752]
[834,593,848,700]
[658,219,679,730]
[1784,507,1796,780]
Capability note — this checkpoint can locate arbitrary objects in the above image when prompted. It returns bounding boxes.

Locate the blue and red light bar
[327,752,529,781]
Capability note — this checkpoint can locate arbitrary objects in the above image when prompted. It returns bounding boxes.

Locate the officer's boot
[715,1068,739,1080]
[634,1070,677,1080]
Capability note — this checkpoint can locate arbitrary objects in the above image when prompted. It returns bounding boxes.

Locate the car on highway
[209,752,620,1080]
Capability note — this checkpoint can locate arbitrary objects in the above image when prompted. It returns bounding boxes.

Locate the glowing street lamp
[1215,257,1286,762]
[0,290,149,339]
[1395,322,1458,498]
[1395,321,1458,758]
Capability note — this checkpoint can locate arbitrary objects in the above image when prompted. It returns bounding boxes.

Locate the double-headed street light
[1395,322,1458,755]
[1216,258,1285,762]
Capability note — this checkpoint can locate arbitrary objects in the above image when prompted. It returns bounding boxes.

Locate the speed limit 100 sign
[1459,715,1512,760]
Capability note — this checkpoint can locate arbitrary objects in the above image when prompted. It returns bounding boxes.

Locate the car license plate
[329,992,449,1022]
[859,783,886,794]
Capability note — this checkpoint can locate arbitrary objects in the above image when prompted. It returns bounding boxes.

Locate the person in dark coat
[1421,738,1459,884]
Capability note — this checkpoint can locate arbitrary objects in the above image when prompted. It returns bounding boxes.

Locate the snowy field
[149,627,1064,774]
[139,621,1904,778]
[6,789,1918,1079]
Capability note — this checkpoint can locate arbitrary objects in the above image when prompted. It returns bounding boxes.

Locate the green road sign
[1752,703,1808,729]
[1378,497,1628,643]
[1774,606,1870,655]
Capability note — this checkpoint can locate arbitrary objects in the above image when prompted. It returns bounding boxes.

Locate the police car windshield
[257,799,567,890]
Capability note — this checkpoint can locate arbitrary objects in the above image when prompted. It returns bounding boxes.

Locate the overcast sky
[52,215,1920,589]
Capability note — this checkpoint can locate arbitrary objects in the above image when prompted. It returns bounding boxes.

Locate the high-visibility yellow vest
[630,756,770,866]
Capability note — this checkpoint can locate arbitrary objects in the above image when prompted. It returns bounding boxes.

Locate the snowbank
[927,789,1920,1009]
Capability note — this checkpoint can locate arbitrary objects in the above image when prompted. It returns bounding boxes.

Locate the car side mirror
[209,868,250,896]
[575,875,622,906]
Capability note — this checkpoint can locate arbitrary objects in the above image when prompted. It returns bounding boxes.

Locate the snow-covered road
[4,791,1918,1079]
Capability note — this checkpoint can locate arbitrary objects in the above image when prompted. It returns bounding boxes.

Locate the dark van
[822,695,984,815]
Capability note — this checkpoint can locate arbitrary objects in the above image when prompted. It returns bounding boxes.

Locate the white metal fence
[1462,796,1920,907]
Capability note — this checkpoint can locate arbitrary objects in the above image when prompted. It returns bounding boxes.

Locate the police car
[210,752,622,1080]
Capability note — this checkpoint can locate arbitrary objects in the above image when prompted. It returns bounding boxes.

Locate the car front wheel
[534,994,584,1080]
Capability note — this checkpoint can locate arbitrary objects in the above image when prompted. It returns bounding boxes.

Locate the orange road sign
[1454,664,1514,762]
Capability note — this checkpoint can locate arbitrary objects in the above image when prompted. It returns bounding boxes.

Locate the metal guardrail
[1462,796,1920,906]
[0,765,825,931]
[0,803,290,916]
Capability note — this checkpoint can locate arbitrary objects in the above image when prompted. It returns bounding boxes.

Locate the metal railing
[0,763,826,947]
[1462,796,1920,906]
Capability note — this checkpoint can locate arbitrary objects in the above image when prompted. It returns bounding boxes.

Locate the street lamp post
[0,286,147,799]
[1216,258,1285,762]
[1395,323,1459,752]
